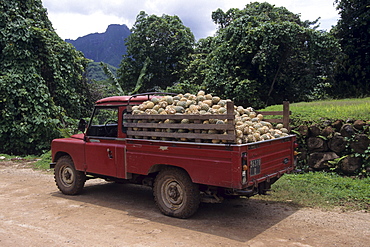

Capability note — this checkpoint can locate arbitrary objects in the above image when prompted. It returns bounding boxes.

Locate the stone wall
[293,120,370,175]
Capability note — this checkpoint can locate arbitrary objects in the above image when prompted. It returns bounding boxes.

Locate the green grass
[0,151,51,170]
[0,153,38,162]
[255,172,370,211]
[33,151,52,170]
[262,97,370,123]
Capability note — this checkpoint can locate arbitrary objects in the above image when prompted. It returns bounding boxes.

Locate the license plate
[250,159,261,176]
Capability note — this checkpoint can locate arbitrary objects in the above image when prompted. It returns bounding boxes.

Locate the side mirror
[78,119,87,132]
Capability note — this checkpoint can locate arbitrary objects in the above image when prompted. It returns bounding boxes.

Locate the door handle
[107,148,113,159]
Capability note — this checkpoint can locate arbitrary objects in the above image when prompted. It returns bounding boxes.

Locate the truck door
[84,106,120,177]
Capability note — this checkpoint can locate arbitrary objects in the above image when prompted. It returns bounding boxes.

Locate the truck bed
[124,135,296,191]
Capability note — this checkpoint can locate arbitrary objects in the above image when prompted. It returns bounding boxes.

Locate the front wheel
[54,155,86,195]
[153,167,200,218]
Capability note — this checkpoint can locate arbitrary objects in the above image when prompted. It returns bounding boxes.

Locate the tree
[332,0,370,97]
[0,0,91,154]
[168,36,214,94]
[201,2,340,108]
[117,11,195,93]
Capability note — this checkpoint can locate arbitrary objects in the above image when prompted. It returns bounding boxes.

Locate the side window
[87,107,118,137]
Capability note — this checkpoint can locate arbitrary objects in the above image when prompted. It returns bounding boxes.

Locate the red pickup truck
[51,93,297,218]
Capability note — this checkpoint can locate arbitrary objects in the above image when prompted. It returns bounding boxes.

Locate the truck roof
[95,95,155,106]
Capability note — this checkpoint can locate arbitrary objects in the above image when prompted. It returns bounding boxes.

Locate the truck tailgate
[243,135,296,188]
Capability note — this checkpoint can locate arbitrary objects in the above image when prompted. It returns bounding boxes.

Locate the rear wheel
[54,155,86,195]
[153,167,200,218]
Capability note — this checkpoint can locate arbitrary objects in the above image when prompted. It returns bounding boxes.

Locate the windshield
[86,107,119,137]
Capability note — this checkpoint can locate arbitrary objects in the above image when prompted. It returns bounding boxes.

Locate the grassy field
[254,172,370,211]
[262,97,370,123]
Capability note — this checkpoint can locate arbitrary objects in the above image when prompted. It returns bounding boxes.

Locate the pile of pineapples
[131,91,289,144]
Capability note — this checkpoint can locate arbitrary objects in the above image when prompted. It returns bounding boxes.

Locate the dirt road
[0,161,369,247]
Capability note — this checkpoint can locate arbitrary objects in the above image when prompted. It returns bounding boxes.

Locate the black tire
[153,167,200,218]
[54,155,86,195]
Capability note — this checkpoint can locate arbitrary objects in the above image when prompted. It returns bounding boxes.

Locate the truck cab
[51,95,148,179]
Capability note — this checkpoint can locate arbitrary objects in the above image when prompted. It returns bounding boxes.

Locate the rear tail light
[242,152,247,183]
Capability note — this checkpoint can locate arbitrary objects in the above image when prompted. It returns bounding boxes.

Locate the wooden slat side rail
[124,114,232,120]
[125,131,235,141]
[124,101,236,143]
[256,101,291,129]
[124,123,235,130]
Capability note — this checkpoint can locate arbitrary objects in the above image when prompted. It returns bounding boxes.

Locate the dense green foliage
[85,62,119,103]
[332,0,370,97]
[0,0,91,154]
[202,2,340,108]
[117,11,195,94]
[116,2,368,109]
[86,62,117,82]
[256,172,370,211]
[167,36,213,94]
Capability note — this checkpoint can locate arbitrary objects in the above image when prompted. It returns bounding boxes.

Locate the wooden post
[194,119,201,143]
[126,105,132,113]
[226,101,236,143]
[282,101,290,130]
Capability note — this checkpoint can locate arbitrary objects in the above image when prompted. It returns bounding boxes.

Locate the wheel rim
[60,165,74,187]
[161,179,184,209]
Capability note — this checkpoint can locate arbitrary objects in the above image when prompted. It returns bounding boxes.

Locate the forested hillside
[66,24,131,67]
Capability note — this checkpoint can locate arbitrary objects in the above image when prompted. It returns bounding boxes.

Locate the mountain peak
[105,24,130,33]
[66,24,131,67]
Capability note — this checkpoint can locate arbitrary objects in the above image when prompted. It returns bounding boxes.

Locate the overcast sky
[42,0,340,40]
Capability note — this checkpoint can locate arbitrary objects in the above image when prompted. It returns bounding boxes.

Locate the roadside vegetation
[0,152,50,170]
[262,97,370,123]
[255,172,370,211]
[262,98,370,177]
[256,98,370,211]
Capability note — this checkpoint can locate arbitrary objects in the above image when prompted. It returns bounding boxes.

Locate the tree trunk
[332,120,343,132]
[350,134,370,154]
[339,156,362,175]
[340,124,355,137]
[308,152,339,170]
[266,61,283,105]
[297,125,309,136]
[328,135,346,153]
[321,126,334,137]
[309,125,321,137]
[307,137,328,152]
[353,120,366,130]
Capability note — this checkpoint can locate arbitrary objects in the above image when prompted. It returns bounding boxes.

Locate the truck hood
[71,133,85,140]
